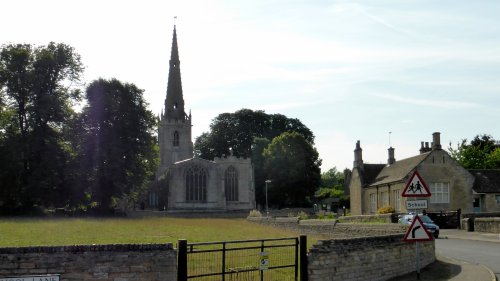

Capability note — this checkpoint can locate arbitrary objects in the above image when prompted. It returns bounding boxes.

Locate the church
[145,26,256,212]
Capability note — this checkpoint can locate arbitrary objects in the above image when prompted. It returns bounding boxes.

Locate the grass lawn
[0,217,322,249]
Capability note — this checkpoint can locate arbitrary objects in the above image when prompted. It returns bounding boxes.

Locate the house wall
[0,244,176,281]
[484,194,500,212]
[348,168,363,215]
[418,150,474,213]
[363,183,405,214]
[308,235,435,281]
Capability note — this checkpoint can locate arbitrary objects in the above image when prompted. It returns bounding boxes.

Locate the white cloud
[371,93,481,109]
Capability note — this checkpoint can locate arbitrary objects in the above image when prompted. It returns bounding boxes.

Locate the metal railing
[178,236,307,281]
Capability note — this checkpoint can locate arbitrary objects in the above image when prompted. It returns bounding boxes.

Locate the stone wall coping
[0,243,174,254]
[299,219,337,225]
[314,233,405,245]
[274,217,299,222]
[475,217,500,222]
[339,213,393,218]
[463,212,500,218]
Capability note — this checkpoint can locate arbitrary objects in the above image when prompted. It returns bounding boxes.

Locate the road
[436,238,500,279]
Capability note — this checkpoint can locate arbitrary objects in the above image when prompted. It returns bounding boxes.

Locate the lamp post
[265,180,271,217]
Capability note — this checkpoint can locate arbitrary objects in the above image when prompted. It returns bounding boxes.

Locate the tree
[0,43,83,213]
[320,167,344,188]
[194,109,314,160]
[263,132,321,207]
[80,78,157,212]
[315,167,349,209]
[449,134,500,169]
[251,137,270,206]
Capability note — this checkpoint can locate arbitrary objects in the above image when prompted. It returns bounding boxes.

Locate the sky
[2,0,500,171]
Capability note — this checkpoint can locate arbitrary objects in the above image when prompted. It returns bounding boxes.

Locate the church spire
[164,25,185,120]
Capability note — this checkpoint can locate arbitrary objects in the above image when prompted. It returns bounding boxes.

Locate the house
[144,25,255,212]
[349,132,477,215]
[468,169,500,212]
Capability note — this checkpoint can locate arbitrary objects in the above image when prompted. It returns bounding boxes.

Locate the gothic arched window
[225,166,238,201]
[185,165,207,202]
[173,131,180,147]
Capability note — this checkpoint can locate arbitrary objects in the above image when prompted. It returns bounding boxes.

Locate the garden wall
[308,234,435,281]
[247,217,407,238]
[474,217,500,233]
[337,213,395,223]
[0,244,176,281]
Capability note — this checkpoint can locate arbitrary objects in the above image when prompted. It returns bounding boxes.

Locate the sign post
[259,252,269,270]
[402,171,432,280]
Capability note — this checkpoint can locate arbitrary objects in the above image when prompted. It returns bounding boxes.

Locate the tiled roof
[469,169,500,193]
[359,164,386,187]
[367,152,430,187]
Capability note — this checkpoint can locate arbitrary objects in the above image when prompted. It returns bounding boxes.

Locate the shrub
[248,209,263,217]
[297,211,309,220]
[377,205,395,214]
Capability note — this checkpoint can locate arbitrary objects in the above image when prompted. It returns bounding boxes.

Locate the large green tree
[0,43,83,213]
[194,109,314,160]
[80,78,157,212]
[449,134,500,169]
[263,132,321,207]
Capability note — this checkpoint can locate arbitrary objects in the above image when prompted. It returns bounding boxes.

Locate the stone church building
[145,26,255,212]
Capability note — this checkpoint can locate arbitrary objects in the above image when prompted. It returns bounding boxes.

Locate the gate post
[178,239,187,281]
[300,235,308,281]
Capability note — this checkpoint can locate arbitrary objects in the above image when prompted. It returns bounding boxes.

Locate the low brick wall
[308,235,435,281]
[0,244,176,280]
[247,217,407,238]
[474,217,500,233]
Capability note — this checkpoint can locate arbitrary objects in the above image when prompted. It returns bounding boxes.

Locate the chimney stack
[432,132,441,150]
[388,147,395,165]
[353,140,364,169]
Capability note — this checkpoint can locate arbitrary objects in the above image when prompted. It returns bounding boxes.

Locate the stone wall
[247,217,408,238]
[474,217,500,233]
[0,244,176,281]
[337,213,395,223]
[308,235,435,281]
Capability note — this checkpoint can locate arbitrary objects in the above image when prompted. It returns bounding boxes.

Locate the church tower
[158,25,194,175]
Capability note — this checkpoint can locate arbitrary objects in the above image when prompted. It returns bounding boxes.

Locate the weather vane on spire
[174,16,177,26]
[389,131,392,147]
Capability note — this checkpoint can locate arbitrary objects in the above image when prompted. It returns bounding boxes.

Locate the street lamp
[265,180,271,217]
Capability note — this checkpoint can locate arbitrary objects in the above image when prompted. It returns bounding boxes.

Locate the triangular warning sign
[401,171,431,197]
[403,215,433,242]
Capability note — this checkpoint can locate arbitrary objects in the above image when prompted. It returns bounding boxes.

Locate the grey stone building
[348,132,500,215]
[146,26,255,212]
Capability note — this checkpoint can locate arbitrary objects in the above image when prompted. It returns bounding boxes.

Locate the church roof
[469,169,500,193]
[367,152,430,187]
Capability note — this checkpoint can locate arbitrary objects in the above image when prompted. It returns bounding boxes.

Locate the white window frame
[380,191,389,206]
[391,189,401,211]
[430,182,450,204]
[495,194,500,204]
[370,193,377,213]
